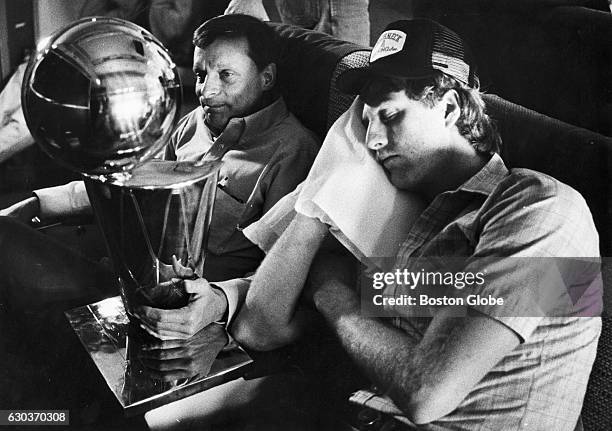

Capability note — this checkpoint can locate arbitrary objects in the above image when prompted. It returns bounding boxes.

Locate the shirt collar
[458,153,510,196]
[209,96,289,144]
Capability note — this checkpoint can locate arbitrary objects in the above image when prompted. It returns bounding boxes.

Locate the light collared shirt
[165,97,319,283]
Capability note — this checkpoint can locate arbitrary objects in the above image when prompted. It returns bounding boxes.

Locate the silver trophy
[22,17,220,312]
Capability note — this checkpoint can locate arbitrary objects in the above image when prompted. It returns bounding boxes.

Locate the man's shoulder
[495,167,588,210]
[480,167,599,256]
[272,109,320,151]
[277,117,320,162]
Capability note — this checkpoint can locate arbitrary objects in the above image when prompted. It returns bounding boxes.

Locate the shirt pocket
[207,186,248,254]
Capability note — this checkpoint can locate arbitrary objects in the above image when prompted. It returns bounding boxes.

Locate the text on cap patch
[370,30,407,63]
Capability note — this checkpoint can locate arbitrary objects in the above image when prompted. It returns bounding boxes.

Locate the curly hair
[410,73,501,154]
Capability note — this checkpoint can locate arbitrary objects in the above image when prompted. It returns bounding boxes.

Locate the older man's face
[193,36,269,135]
[361,85,455,195]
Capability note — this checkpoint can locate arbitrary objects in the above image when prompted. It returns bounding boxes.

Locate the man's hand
[136,323,229,381]
[134,258,229,340]
[0,196,39,222]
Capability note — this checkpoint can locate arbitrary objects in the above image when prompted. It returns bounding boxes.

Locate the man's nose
[199,75,220,99]
[365,122,388,151]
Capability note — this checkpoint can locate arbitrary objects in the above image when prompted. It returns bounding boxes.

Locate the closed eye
[381,112,397,124]
[381,110,403,124]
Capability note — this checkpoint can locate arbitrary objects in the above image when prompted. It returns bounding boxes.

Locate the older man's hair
[193,14,279,72]
[363,73,502,155]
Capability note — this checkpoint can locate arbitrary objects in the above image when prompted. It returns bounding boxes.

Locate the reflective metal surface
[22,17,181,178]
[85,159,222,312]
[65,296,253,416]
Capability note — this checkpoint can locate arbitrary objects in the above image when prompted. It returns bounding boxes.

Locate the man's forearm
[232,214,328,349]
[34,180,91,219]
[312,282,430,422]
[315,280,521,425]
[314,275,507,425]
[318,295,460,423]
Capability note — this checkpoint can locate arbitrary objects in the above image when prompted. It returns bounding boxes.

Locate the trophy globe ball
[22,17,182,178]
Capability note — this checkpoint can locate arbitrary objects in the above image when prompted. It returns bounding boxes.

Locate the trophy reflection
[120,320,252,408]
[21,17,220,314]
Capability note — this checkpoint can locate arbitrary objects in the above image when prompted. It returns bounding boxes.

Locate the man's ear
[261,63,276,91]
[441,89,460,129]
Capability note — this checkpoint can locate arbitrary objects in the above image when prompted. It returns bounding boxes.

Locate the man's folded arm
[231,213,328,350]
[311,256,521,425]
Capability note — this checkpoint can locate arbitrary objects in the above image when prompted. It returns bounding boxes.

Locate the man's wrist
[210,284,229,324]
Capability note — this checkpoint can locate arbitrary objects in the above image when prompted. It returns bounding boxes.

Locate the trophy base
[64,296,253,416]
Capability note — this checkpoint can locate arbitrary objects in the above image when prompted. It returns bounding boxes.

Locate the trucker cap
[337,19,479,94]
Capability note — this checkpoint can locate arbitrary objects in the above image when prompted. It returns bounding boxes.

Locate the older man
[231,19,602,430]
[0,14,318,320]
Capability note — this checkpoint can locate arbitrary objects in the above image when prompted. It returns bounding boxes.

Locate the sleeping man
[225,19,602,430]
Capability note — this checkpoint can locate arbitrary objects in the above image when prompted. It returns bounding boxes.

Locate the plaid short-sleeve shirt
[387,154,602,430]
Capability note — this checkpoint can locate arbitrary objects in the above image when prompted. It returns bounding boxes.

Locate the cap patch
[370,30,406,63]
